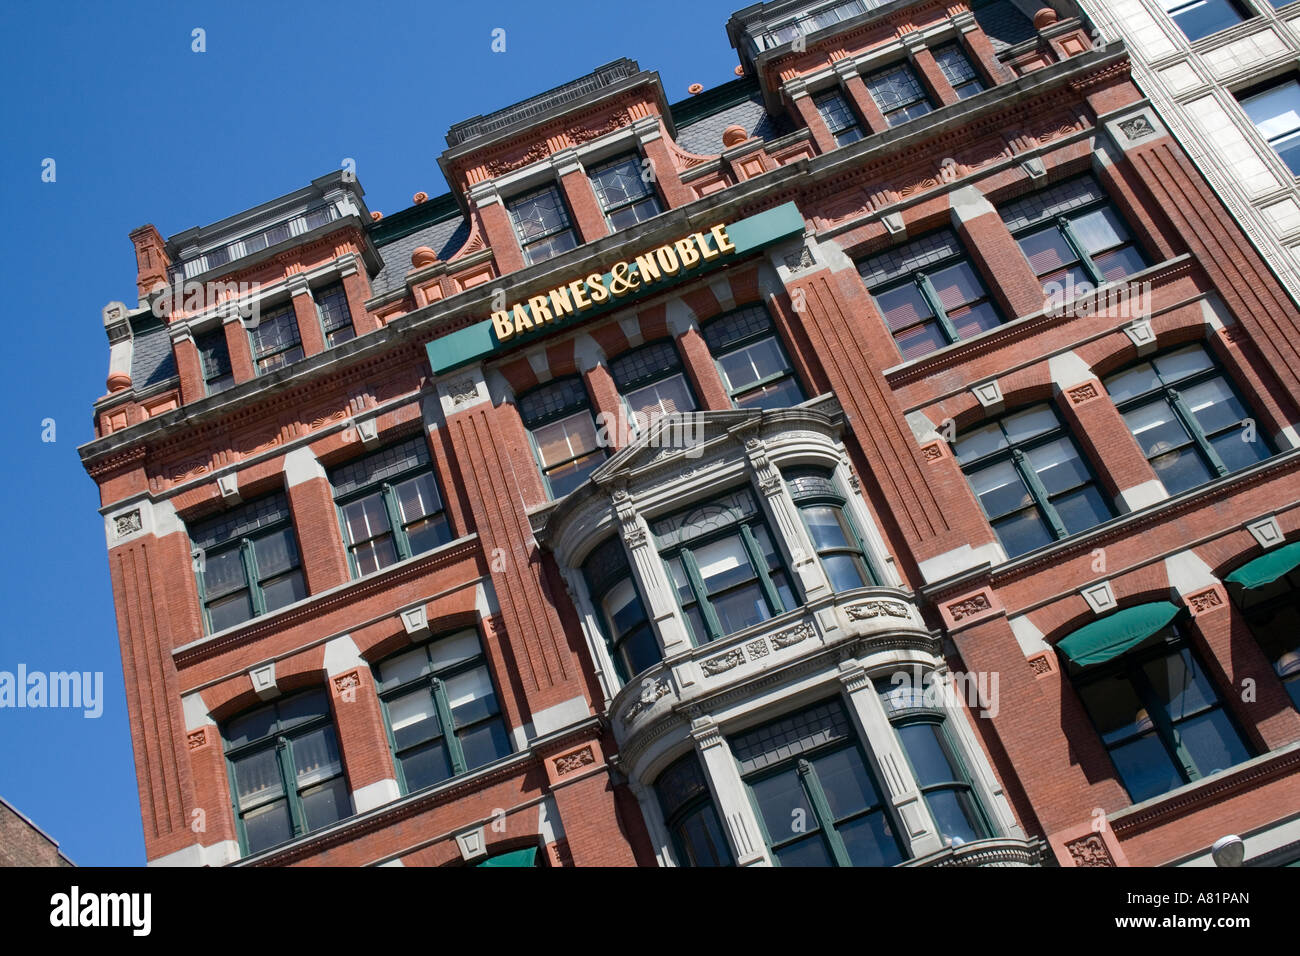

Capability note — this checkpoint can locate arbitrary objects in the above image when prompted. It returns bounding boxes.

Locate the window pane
[203,547,247,598]
[459,718,512,771]
[405,514,452,555]
[1018,226,1075,277]
[225,705,277,748]
[899,723,957,787]
[968,460,1033,519]
[378,647,430,688]
[545,451,603,498]
[823,553,868,591]
[1025,436,1091,494]
[677,806,733,866]
[1153,344,1215,382]
[1143,647,1216,718]
[810,747,880,818]
[751,768,814,844]
[1150,446,1214,495]
[874,283,934,331]
[233,748,284,809]
[774,835,837,866]
[1002,405,1059,445]
[1177,710,1251,778]
[926,789,984,845]
[292,726,342,787]
[803,505,852,550]
[1092,246,1147,283]
[299,776,349,832]
[711,583,770,634]
[261,570,306,612]
[837,813,903,866]
[604,579,647,638]
[719,338,788,391]
[694,535,755,593]
[1053,486,1113,535]
[243,799,293,853]
[896,321,950,359]
[445,666,498,727]
[394,473,442,524]
[993,508,1054,557]
[953,421,1006,464]
[947,301,1002,339]
[928,262,985,311]
[277,688,330,727]
[387,688,441,749]
[1168,0,1244,42]
[429,632,482,672]
[353,536,399,575]
[342,493,391,544]
[1106,362,1160,402]
[1181,377,1247,434]
[209,590,254,631]
[1079,672,1153,744]
[1209,427,1272,472]
[1110,733,1184,803]
[1123,399,1193,458]
[735,375,805,410]
[252,527,297,579]
[620,624,664,676]
[1070,206,1128,256]
[399,740,453,791]
[625,375,695,423]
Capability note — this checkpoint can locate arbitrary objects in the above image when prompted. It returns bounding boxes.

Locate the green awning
[1056,601,1182,668]
[477,847,537,868]
[1225,541,1300,590]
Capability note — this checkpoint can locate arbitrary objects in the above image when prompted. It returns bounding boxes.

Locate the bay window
[785,468,876,591]
[582,536,662,682]
[654,752,733,866]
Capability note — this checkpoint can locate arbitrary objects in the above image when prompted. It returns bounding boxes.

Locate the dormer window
[813,89,864,146]
[933,44,984,99]
[250,303,304,374]
[507,185,579,266]
[196,326,234,394]
[588,154,663,230]
[315,282,355,347]
[864,63,933,126]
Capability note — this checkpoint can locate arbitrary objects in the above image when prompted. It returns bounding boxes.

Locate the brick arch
[997,365,1054,412]
[1200,529,1299,582]
[1034,567,1177,649]
[352,586,481,665]
[1078,315,1209,383]
[203,643,329,725]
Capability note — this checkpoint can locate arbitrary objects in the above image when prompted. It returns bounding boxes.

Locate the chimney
[129,224,171,304]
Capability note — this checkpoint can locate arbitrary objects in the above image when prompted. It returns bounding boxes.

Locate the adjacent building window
[518,377,606,499]
[933,44,984,99]
[786,468,876,591]
[583,536,661,682]
[610,340,697,429]
[1239,79,1300,176]
[857,229,1004,360]
[731,699,904,867]
[654,752,733,866]
[222,688,351,856]
[588,154,663,230]
[864,63,933,125]
[315,282,355,347]
[507,184,579,265]
[375,629,512,794]
[329,436,453,576]
[1162,0,1247,43]
[879,682,990,846]
[1072,622,1251,803]
[953,404,1114,559]
[652,488,796,644]
[190,491,307,633]
[1104,343,1273,496]
[249,302,304,374]
[196,326,235,394]
[1229,561,1300,710]
[702,304,805,409]
[813,89,864,145]
[998,175,1148,296]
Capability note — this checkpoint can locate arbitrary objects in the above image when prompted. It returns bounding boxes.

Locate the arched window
[952,403,1113,559]
[1058,608,1252,803]
[1104,343,1274,497]
[651,488,795,644]
[609,340,697,430]
[582,537,661,682]
[1226,542,1300,710]
[374,629,512,794]
[221,687,351,856]
[703,304,805,410]
[785,467,877,591]
[654,752,732,867]
[517,377,605,499]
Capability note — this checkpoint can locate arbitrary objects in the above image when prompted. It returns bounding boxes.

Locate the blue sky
[0,0,745,866]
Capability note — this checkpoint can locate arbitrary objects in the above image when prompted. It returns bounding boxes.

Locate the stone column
[628,779,676,867]
[612,488,692,657]
[288,275,326,358]
[692,717,768,866]
[744,436,829,601]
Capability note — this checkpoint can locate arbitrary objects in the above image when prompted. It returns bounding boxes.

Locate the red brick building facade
[82,0,1300,868]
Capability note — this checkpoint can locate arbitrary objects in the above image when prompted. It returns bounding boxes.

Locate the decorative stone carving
[487,142,550,176]
[553,746,596,775]
[623,677,671,722]
[1065,834,1116,867]
[771,622,814,648]
[1117,116,1156,142]
[948,594,992,621]
[722,124,749,148]
[848,600,911,620]
[921,443,944,462]
[784,246,816,273]
[745,638,770,660]
[572,110,631,144]
[187,729,207,750]
[1067,382,1098,404]
[623,527,647,549]
[1187,588,1223,613]
[446,377,479,407]
[333,672,361,694]
[115,510,142,538]
[1028,653,1052,676]
[700,649,745,676]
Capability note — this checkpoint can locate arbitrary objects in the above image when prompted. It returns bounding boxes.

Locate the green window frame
[1228,564,1300,711]
[813,88,864,146]
[857,228,1005,360]
[373,628,513,795]
[222,687,352,857]
[189,491,307,634]
[785,467,878,591]
[654,752,733,867]
[732,699,905,867]
[1104,342,1274,497]
[702,304,806,410]
[609,339,699,431]
[1069,620,1253,804]
[517,376,607,499]
[952,402,1115,559]
[878,680,992,846]
[651,488,797,645]
[248,302,305,374]
[506,184,579,266]
[587,152,663,231]
[315,281,355,347]
[195,325,235,394]
[582,536,662,682]
[998,174,1149,297]
[329,435,454,577]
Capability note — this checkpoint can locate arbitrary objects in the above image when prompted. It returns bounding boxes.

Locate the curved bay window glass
[222,688,351,856]
[998,175,1148,297]
[786,468,876,591]
[1070,620,1252,803]
[507,184,579,266]
[588,153,663,231]
[582,536,661,682]
[703,305,805,410]
[878,682,990,846]
[652,488,796,644]
[190,491,307,633]
[374,629,512,794]
[329,436,453,577]
[1104,343,1274,497]
[249,302,305,374]
[1227,554,1300,710]
[731,699,903,867]
[954,404,1113,559]
[517,377,606,499]
[654,752,733,867]
[609,340,697,429]
[858,229,1004,360]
